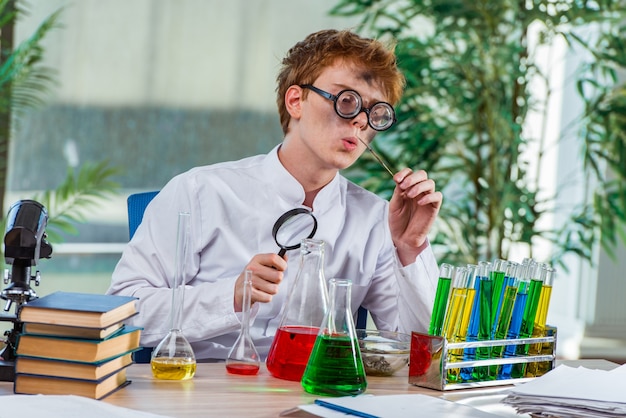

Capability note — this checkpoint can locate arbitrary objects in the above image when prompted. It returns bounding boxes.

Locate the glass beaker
[301,278,367,396]
[151,212,197,380]
[225,270,260,375]
[266,238,329,381]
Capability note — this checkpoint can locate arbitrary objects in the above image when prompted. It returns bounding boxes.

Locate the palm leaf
[32,161,122,243]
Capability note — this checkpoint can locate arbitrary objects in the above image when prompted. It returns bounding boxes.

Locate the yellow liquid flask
[301,279,367,396]
[151,212,197,380]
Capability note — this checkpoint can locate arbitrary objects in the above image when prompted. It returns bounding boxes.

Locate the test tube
[459,263,483,382]
[428,264,453,336]
[511,260,544,378]
[489,263,520,378]
[442,267,470,340]
[525,265,556,377]
[498,265,530,379]
[489,259,508,336]
[446,265,477,383]
[492,262,520,339]
[473,261,494,381]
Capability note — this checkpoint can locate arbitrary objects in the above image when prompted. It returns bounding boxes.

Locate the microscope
[0,200,52,381]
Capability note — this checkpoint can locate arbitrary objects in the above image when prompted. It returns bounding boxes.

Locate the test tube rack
[408,326,556,390]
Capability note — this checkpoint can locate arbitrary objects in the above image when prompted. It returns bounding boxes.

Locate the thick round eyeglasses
[300,84,396,131]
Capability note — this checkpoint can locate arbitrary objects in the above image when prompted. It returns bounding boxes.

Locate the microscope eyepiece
[4,200,52,266]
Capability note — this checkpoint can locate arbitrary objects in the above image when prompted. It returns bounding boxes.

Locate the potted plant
[332,0,626,268]
[0,1,119,252]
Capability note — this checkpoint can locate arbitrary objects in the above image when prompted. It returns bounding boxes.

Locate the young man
[107,29,443,360]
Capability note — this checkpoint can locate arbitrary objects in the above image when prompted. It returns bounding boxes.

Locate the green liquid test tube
[511,261,543,378]
[428,263,453,336]
[498,277,529,379]
[493,263,520,341]
[525,265,556,377]
[489,259,507,336]
[489,265,520,377]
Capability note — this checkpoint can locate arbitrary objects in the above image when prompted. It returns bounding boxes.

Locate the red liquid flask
[266,239,329,381]
[226,270,260,375]
[265,325,318,381]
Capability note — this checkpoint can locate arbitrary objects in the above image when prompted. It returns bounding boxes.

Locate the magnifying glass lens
[273,209,318,256]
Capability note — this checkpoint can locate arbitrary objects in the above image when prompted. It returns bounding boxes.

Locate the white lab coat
[107,145,439,360]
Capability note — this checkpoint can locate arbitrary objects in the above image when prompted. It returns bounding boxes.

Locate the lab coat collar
[264,144,343,214]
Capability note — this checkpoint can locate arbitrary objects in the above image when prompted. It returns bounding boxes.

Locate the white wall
[21,0,358,109]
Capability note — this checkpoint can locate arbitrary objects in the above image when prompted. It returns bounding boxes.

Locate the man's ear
[285,85,303,120]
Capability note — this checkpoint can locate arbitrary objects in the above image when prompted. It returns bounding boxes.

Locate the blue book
[18,291,138,329]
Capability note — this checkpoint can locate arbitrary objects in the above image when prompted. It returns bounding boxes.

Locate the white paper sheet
[502,364,626,417]
[0,394,172,418]
[297,394,502,418]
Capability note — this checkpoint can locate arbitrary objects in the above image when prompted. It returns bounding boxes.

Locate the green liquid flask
[301,279,367,396]
[428,263,453,336]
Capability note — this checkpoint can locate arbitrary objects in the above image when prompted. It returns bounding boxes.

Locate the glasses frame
[300,84,396,131]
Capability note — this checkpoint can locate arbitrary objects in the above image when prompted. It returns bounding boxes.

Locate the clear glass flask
[301,278,367,396]
[225,270,260,375]
[266,238,329,381]
[151,212,197,380]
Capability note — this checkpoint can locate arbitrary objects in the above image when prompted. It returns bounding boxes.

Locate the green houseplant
[333,0,626,267]
[0,1,120,252]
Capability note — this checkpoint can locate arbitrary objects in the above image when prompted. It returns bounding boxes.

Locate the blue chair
[127,191,159,240]
[356,306,368,329]
[127,191,159,363]
[126,190,369,362]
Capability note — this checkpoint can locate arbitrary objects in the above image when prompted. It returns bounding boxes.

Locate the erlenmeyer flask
[225,270,260,375]
[266,238,329,381]
[151,212,196,380]
[301,278,367,396]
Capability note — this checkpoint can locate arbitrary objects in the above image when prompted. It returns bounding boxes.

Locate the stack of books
[14,291,141,400]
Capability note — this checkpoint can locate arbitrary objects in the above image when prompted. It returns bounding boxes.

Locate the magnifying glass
[272,208,318,257]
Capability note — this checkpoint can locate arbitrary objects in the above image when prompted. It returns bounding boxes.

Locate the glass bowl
[356,329,411,376]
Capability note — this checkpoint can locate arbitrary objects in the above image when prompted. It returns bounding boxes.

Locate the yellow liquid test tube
[442,267,470,339]
[443,265,477,383]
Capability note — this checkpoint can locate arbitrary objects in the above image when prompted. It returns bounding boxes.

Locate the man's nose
[351,110,369,130]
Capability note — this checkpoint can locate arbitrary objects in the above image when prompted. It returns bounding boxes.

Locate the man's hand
[233,253,287,312]
[389,168,442,266]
